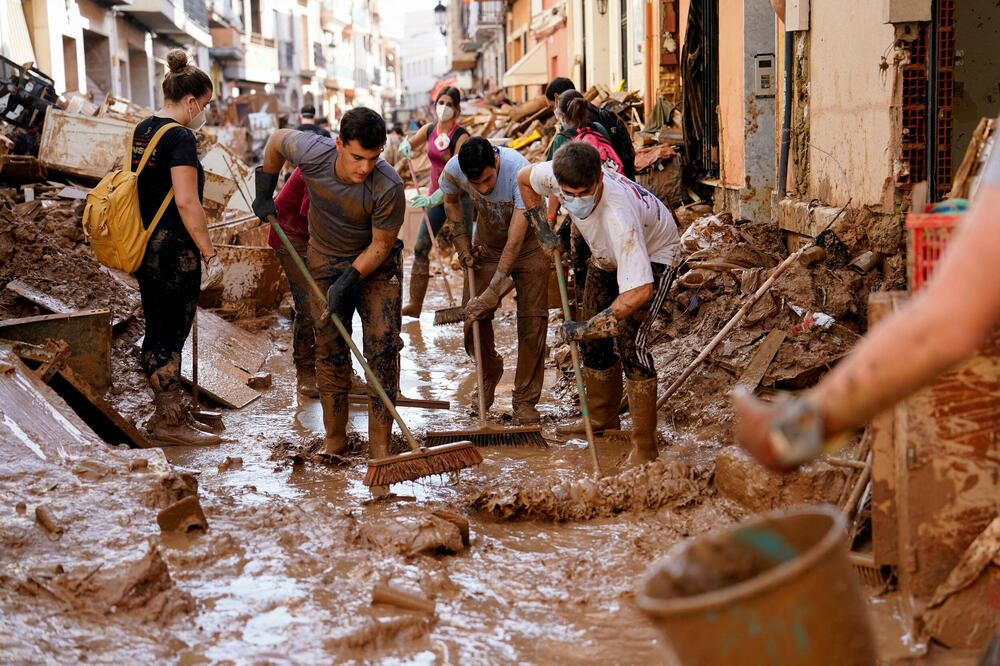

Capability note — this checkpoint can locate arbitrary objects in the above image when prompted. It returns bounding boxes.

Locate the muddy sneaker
[297,367,320,398]
[513,403,540,425]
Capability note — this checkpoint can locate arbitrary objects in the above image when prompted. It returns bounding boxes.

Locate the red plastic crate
[906,212,960,291]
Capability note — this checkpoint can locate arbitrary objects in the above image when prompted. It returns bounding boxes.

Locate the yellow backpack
[82,121,182,273]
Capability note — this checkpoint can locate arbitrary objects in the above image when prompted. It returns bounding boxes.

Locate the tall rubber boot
[297,364,320,398]
[368,406,392,498]
[148,389,221,446]
[320,394,349,455]
[401,257,430,318]
[624,377,659,466]
[556,363,623,436]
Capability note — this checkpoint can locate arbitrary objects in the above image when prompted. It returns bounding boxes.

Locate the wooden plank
[0,310,112,391]
[868,293,899,567]
[138,309,269,409]
[51,367,155,449]
[734,330,786,392]
[348,393,450,410]
[5,279,130,329]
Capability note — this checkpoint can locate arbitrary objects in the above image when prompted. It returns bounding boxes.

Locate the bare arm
[443,192,466,235]
[813,184,1000,436]
[453,132,470,154]
[610,284,654,319]
[171,165,215,258]
[261,129,297,173]
[407,123,432,150]
[495,209,529,275]
[517,165,544,211]
[353,226,399,278]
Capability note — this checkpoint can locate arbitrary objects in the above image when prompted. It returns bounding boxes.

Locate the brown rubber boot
[368,407,392,497]
[297,365,320,398]
[148,389,221,446]
[513,402,540,425]
[401,257,430,318]
[624,377,659,467]
[556,363,623,436]
[320,394,349,455]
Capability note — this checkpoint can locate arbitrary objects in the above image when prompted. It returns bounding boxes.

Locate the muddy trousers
[275,239,316,370]
[308,241,404,428]
[463,247,550,410]
[135,236,201,392]
[580,261,676,381]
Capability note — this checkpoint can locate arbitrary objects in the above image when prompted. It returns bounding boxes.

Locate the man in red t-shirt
[267,168,317,397]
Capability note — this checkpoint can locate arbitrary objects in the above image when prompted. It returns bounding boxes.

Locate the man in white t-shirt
[518,141,681,466]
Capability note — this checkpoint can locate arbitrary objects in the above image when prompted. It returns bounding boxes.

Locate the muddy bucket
[636,504,875,666]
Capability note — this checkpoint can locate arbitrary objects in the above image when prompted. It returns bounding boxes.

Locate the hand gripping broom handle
[407,158,455,305]
[265,215,421,453]
[467,268,489,429]
[553,249,601,478]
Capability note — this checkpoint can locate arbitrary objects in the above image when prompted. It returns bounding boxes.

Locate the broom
[424,267,547,448]
[265,215,482,486]
[553,249,602,478]
[404,158,464,325]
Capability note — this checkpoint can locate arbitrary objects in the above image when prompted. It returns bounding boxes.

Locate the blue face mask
[563,191,597,219]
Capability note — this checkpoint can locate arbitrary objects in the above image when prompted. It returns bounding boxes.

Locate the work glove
[452,234,479,269]
[200,250,224,291]
[252,167,279,221]
[559,307,621,343]
[464,272,514,323]
[525,205,560,255]
[410,189,444,208]
[324,266,362,319]
[399,137,412,160]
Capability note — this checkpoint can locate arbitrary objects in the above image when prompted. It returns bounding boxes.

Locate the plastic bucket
[636,505,875,666]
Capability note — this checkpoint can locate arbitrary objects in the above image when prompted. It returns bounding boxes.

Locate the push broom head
[433,306,465,325]
[364,441,482,487]
[424,426,547,448]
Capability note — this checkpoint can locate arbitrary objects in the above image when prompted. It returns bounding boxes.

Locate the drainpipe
[579,0,587,89]
[777,29,793,199]
[644,0,654,119]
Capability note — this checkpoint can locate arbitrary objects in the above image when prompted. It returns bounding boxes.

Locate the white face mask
[187,99,207,131]
[555,110,569,130]
[563,191,598,219]
[436,102,455,122]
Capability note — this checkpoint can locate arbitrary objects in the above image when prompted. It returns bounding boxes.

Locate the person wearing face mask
[518,141,681,466]
[397,86,471,317]
[131,49,220,446]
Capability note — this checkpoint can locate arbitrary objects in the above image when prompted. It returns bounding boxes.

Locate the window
[250,0,261,34]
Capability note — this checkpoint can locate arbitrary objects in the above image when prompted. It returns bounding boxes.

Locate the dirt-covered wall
[804,1,897,210]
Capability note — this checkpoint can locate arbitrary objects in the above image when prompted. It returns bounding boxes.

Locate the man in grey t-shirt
[252,107,405,478]
[439,138,549,425]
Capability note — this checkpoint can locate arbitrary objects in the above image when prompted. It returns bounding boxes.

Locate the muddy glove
[399,137,412,160]
[410,190,444,208]
[560,307,621,343]
[252,167,279,221]
[452,234,479,269]
[324,266,361,320]
[464,272,514,323]
[525,205,560,255]
[200,250,224,291]
[733,390,842,472]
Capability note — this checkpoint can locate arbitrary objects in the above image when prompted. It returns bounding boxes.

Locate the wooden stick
[469,268,490,429]
[844,451,872,521]
[371,584,435,614]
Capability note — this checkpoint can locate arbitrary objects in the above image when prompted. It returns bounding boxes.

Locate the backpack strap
[133,121,183,175]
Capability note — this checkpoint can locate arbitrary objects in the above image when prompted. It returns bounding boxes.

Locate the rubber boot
[148,389,221,446]
[368,407,392,498]
[556,363,623,436]
[297,365,320,398]
[401,257,430,318]
[624,377,659,467]
[513,402,540,425]
[320,394,348,455]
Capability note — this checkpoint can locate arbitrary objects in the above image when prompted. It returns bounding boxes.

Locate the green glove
[399,138,412,159]
[410,190,444,208]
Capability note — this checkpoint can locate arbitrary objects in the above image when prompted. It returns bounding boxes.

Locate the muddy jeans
[275,236,315,370]
[580,260,676,381]
[135,236,201,392]
[307,240,403,423]
[463,245,550,409]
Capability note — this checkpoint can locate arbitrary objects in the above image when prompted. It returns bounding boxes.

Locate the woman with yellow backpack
[131,50,220,446]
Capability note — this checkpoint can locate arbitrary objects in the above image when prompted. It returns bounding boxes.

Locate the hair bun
[166,50,189,74]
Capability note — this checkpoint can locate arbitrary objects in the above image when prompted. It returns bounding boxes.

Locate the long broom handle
[553,249,601,478]
[467,268,489,429]
[266,215,422,453]
[407,158,455,305]
[192,312,199,406]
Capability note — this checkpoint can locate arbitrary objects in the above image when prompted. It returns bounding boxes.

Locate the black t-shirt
[130,116,204,246]
[295,122,332,138]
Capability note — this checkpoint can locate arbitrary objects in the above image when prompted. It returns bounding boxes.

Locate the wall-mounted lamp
[597,0,608,16]
[434,1,447,36]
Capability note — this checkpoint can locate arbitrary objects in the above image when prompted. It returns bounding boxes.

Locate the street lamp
[434,1,447,36]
